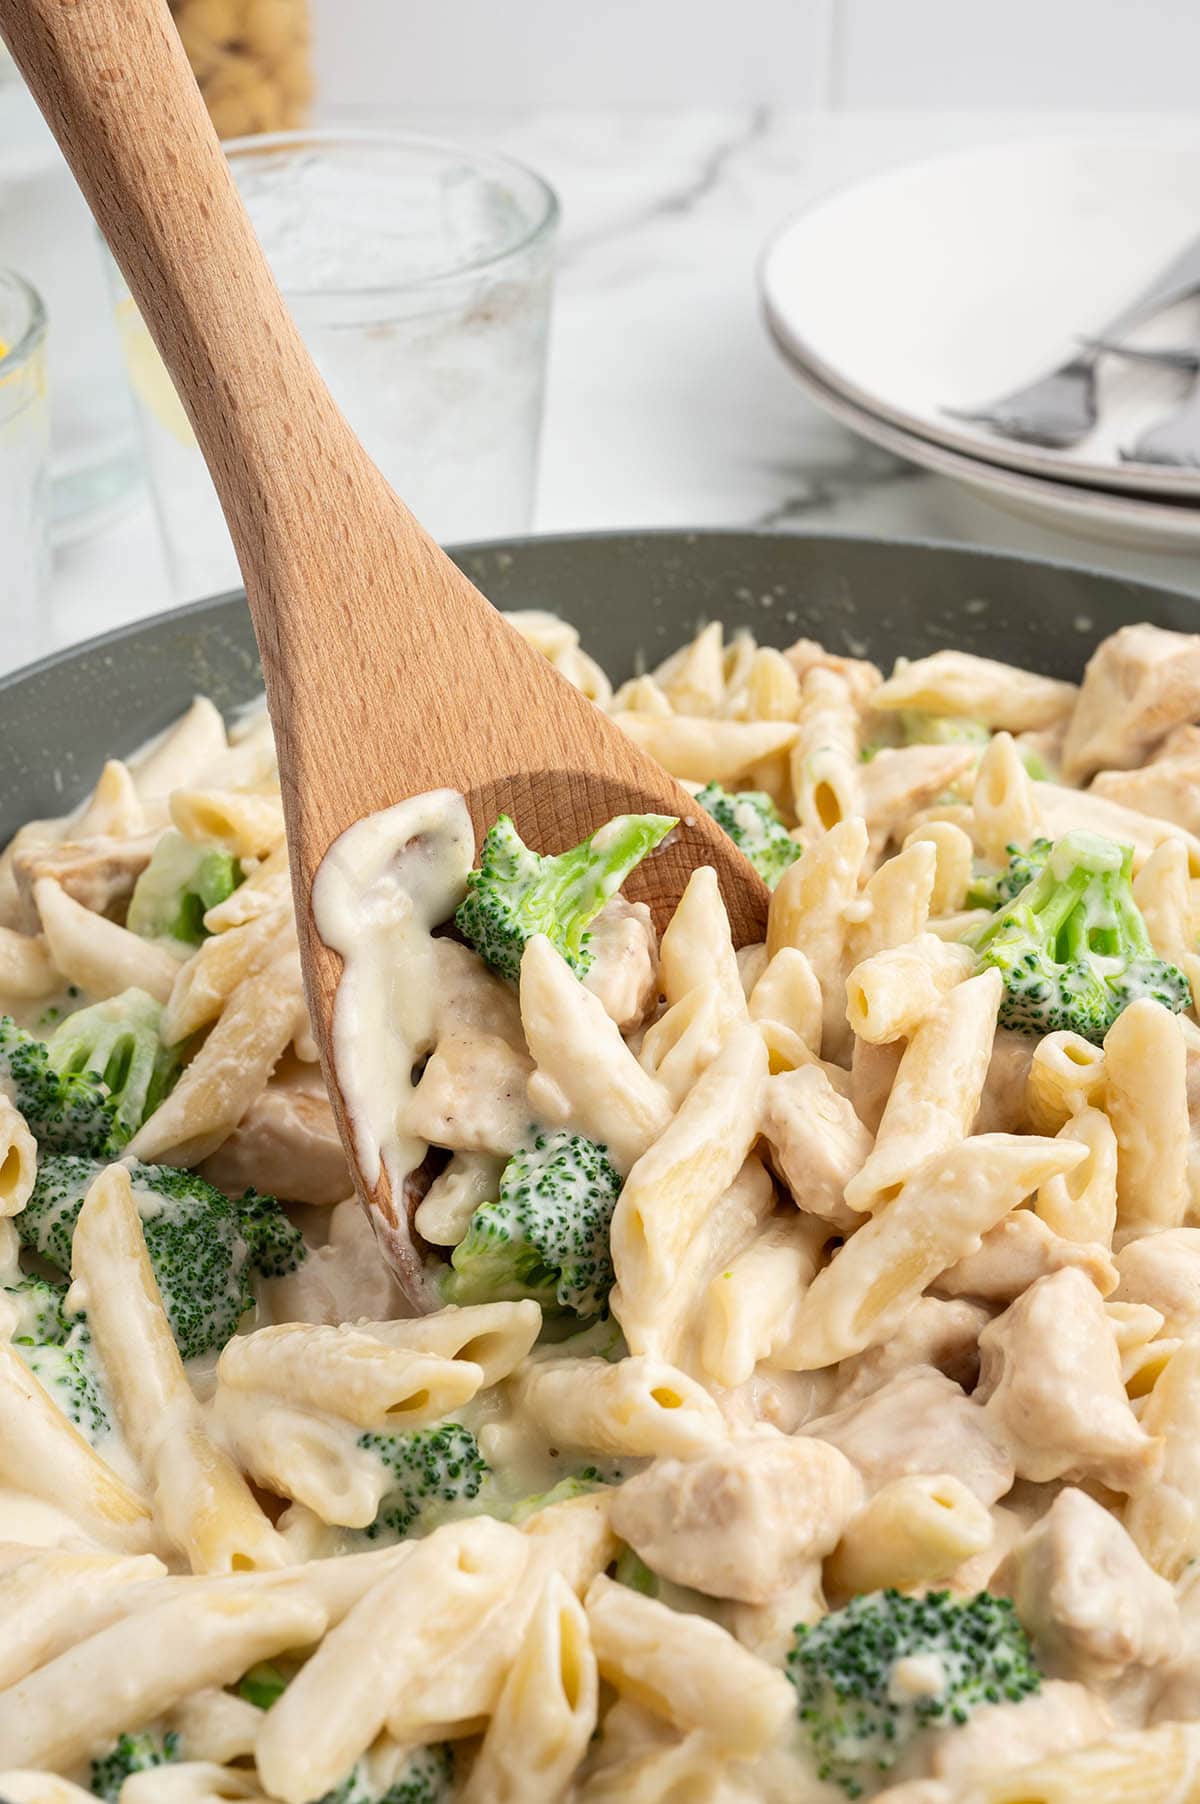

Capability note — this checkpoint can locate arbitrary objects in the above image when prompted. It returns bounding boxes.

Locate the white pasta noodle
[1,610,1200,1802]
[70,1166,288,1573]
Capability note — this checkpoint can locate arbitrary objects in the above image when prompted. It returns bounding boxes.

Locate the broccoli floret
[1,1273,71,1343]
[237,1660,290,1710]
[695,783,801,889]
[126,828,242,946]
[358,1422,489,1542]
[788,1589,1041,1798]
[968,829,1192,1043]
[899,711,991,748]
[90,1729,180,1800]
[966,838,1053,911]
[236,1186,308,1280]
[614,1543,661,1597]
[510,1466,609,1525]
[44,988,179,1147]
[455,811,675,984]
[18,1320,112,1443]
[2,1273,113,1443]
[316,1744,455,1804]
[444,1128,621,1318]
[0,1016,120,1157]
[21,1157,304,1361]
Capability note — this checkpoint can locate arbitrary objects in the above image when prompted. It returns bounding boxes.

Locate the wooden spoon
[1,0,770,1291]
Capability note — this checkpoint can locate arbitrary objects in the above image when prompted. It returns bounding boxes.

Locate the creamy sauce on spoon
[311,790,474,1208]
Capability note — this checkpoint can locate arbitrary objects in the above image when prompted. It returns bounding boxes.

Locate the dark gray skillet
[1,529,1196,841]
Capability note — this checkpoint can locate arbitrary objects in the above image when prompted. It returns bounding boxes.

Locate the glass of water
[113,130,559,600]
[0,268,50,669]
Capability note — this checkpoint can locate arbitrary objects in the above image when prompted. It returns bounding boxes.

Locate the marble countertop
[46,106,1200,662]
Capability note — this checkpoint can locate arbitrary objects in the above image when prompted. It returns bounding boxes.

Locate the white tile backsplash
[312,0,836,112]
[313,0,1200,113]
[833,0,1200,109]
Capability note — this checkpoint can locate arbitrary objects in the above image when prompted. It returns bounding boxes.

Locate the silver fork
[1085,334,1200,467]
[942,230,1200,448]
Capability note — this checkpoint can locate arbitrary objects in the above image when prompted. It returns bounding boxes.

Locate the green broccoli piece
[358,1422,489,1542]
[968,829,1192,1043]
[510,1466,609,1525]
[237,1660,290,1710]
[2,1273,112,1443]
[316,1744,455,1804]
[0,1016,121,1157]
[1,1273,71,1343]
[899,711,991,748]
[21,1157,304,1361]
[126,828,242,946]
[236,1186,309,1280]
[788,1589,1041,1798]
[44,988,179,1147]
[17,1320,112,1444]
[444,1128,621,1318]
[695,783,801,889]
[90,1729,180,1800]
[614,1543,661,1597]
[455,811,675,984]
[966,838,1053,911]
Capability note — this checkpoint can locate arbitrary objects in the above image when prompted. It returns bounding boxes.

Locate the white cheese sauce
[311,790,475,1210]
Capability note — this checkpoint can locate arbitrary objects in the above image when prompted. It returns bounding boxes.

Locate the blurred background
[4,0,1200,671]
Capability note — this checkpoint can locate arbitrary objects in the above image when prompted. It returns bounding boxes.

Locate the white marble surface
[45,106,1200,667]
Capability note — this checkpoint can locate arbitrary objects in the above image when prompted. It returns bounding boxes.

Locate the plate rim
[763,321,1200,549]
[759,130,1200,499]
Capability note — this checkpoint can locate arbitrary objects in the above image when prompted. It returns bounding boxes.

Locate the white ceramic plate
[761,135,1200,498]
[769,335,1200,551]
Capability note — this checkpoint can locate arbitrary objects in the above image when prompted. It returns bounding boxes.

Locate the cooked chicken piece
[935,1210,1117,1305]
[994,1487,1179,1682]
[259,1197,407,1325]
[582,897,658,1033]
[831,1297,989,1406]
[405,1031,534,1158]
[1062,623,1200,783]
[860,746,977,853]
[975,1268,1161,1494]
[927,1681,1112,1788]
[971,1029,1035,1134]
[608,1433,862,1604]
[783,638,883,707]
[1093,749,1200,839]
[433,936,527,1046]
[13,831,159,921]
[759,1065,872,1229]
[1149,1566,1200,1725]
[200,1057,351,1205]
[1114,1228,1200,1339]
[803,1365,1013,1505]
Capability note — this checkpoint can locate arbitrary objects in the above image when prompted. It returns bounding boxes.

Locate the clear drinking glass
[0,268,51,670]
[0,48,140,542]
[112,130,559,600]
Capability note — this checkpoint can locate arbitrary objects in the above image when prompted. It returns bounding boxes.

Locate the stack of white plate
[760,136,1200,550]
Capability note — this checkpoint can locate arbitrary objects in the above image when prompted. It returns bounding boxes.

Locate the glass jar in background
[0,269,50,667]
[111,131,559,600]
[169,0,312,139]
[0,47,140,541]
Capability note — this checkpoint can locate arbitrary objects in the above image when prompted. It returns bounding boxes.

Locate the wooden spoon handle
[0,0,364,595]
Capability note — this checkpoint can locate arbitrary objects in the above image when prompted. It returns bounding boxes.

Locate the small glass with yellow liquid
[0,269,50,671]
